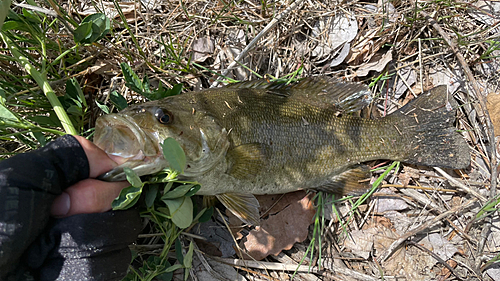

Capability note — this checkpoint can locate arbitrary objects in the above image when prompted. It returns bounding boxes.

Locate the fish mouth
[94,114,166,181]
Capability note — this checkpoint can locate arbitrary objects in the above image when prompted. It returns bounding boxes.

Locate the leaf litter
[2,0,500,280]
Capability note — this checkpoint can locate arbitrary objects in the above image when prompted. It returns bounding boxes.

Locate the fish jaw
[94,114,166,181]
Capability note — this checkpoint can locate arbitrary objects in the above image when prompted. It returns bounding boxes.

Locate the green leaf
[66,105,83,116]
[164,264,184,273]
[175,238,184,265]
[197,206,213,223]
[66,78,87,107]
[110,91,128,111]
[161,138,186,174]
[74,13,110,44]
[184,184,201,197]
[124,167,143,188]
[95,100,109,114]
[0,0,11,31]
[112,184,143,210]
[73,21,92,43]
[145,184,159,208]
[163,196,193,228]
[121,63,148,95]
[161,184,194,200]
[184,241,194,269]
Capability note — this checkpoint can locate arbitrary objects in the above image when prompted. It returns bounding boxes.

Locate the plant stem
[0,32,77,135]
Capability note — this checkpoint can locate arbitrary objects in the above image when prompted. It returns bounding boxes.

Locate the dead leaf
[192,37,215,63]
[78,2,137,21]
[354,51,392,77]
[311,14,358,60]
[487,93,500,136]
[240,192,315,260]
[191,220,236,258]
[418,233,458,262]
[374,188,409,213]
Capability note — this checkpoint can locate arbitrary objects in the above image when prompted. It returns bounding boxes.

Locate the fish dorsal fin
[216,193,260,225]
[224,77,372,113]
[226,143,267,179]
[316,165,372,195]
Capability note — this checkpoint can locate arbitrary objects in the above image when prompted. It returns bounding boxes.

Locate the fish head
[94,97,230,181]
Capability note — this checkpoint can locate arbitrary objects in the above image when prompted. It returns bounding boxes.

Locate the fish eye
[155,108,173,124]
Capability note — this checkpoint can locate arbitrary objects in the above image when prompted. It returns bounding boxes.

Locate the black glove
[0,135,141,281]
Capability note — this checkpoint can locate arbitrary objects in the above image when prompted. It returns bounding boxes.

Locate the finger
[51,179,129,217]
[72,135,125,178]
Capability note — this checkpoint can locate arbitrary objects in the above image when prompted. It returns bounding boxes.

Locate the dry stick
[377,199,476,263]
[433,167,487,202]
[210,256,379,281]
[407,241,466,280]
[210,0,305,88]
[419,8,498,263]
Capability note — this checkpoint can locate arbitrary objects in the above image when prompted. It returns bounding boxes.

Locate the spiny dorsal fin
[216,193,260,225]
[315,165,372,195]
[226,143,267,180]
[224,77,372,113]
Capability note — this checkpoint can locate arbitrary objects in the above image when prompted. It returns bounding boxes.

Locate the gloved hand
[0,135,142,281]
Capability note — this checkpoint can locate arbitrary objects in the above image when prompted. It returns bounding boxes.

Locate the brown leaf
[354,51,393,77]
[487,93,500,136]
[240,191,316,260]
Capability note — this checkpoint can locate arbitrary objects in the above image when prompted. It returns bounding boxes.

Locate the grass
[0,0,498,280]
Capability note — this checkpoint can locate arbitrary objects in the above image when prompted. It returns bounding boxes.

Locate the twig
[433,167,487,202]
[407,241,466,280]
[210,256,379,281]
[210,0,305,87]
[377,199,476,263]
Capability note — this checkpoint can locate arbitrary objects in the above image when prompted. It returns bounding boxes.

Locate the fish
[94,77,470,225]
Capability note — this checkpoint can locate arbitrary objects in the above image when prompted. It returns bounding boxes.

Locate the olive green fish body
[183,88,405,195]
[94,78,470,224]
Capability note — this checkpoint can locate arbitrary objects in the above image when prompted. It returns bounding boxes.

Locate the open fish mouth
[94,114,167,181]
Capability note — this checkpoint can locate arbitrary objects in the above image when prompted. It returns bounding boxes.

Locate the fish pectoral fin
[216,193,260,225]
[226,143,267,179]
[317,165,372,196]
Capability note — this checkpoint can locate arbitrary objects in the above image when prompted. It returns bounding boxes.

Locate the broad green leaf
[162,138,186,173]
[74,13,110,44]
[184,184,201,197]
[197,207,213,223]
[112,184,143,210]
[183,241,194,269]
[163,181,174,193]
[110,91,128,111]
[0,0,11,31]
[66,78,87,107]
[161,184,194,200]
[124,167,143,188]
[73,21,92,43]
[163,196,193,228]
[95,100,109,114]
[145,184,159,208]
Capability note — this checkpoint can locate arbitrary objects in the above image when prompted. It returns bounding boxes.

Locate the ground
[1,0,500,280]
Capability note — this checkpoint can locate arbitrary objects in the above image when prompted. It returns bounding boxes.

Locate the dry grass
[1,0,500,280]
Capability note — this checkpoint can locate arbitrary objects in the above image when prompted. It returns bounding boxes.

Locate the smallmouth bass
[94,77,470,224]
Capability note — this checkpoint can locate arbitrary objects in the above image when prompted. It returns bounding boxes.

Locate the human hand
[50,136,129,217]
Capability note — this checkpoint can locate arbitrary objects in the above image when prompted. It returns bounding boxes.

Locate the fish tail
[388,86,470,169]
